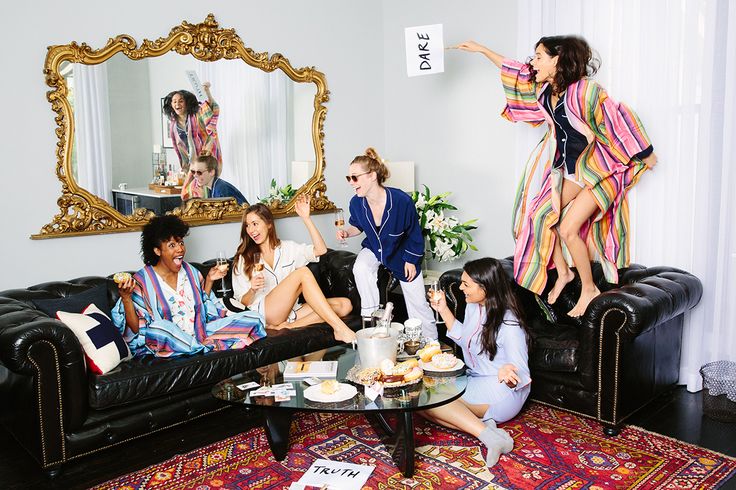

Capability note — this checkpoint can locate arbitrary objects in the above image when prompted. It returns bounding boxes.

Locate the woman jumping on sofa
[337,147,436,339]
[421,257,531,467]
[454,36,657,317]
[112,215,266,357]
[231,196,356,343]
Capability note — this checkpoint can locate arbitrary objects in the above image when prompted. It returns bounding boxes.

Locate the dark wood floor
[0,386,734,489]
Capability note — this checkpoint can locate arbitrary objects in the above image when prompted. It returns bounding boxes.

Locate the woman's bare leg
[263,267,356,342]
[558,189,601,317]
[272,298,352,330]
[548,180,583,304]
[420,400,486,437]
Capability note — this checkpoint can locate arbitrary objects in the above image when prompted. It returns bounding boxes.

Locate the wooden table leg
[263,410,292,461]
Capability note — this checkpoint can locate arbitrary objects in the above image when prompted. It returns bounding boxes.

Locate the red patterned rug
[93,403,736,489]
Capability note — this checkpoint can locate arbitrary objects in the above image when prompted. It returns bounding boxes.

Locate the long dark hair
[233,204,280,277]
[162,90,199,120]
[529,35,600,94]
[463,258,529,360]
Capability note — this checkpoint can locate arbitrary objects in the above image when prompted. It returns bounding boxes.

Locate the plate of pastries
[303,380,358,403]
[349,358,424,395]
[417,341,465,376]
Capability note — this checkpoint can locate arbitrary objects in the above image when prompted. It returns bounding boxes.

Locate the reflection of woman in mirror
[422,258,530,467]
[337,148,436,339]
[161,83,221,200]
[112,215,266,357]
[231,199,357,343]
[189,153,248,205]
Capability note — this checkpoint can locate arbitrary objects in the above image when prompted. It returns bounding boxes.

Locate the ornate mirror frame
[33,14,335,239]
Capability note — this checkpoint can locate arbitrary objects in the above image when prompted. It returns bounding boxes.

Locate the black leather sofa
[0,249,384,475]
[439,258,702,435]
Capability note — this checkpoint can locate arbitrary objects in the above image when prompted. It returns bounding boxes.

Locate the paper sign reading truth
[185,70,206,101]
[404,24,444,77]
[295,459,374,490]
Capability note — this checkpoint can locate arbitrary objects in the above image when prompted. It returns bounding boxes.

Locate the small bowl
[404,340,421,356]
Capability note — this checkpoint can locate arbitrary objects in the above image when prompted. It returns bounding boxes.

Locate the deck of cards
[248,382,296,402]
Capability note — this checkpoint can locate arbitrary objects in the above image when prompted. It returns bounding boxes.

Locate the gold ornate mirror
[34,14,335,239]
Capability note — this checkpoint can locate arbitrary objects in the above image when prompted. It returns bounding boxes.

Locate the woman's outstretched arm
[295,194,327,256]
[454,40,505,68]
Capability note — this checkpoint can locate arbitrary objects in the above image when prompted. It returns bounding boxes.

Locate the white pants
[353,248,437,339]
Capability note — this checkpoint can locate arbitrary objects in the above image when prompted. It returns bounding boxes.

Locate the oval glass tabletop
[212,345,467,413]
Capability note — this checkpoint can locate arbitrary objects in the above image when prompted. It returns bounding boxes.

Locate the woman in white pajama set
[337,147,437,339]
[231,195,356,343]
[422,257,531,468]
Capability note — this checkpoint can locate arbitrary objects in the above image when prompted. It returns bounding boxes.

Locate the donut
[403,366,423,382]
[391,360,415,376]
[380,359,395,376]
[113,272,131,284]
[431,353,458,370]
[419,344,442,363]
[357,367,381,385]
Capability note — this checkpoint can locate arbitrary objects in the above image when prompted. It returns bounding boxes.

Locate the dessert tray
[345,365,423,397]
[303,383,357,403]
[418,358,466,377]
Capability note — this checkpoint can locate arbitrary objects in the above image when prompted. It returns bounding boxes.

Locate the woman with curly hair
[112,215,265,357]
[456,36,657,316]
[161,83,221,200]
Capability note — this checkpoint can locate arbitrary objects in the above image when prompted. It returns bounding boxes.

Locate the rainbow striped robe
[169,100,222,200]
[500,59,652,293]
[112,262,265,357]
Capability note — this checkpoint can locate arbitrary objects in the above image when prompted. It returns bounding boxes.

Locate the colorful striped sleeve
[500,58,546,126]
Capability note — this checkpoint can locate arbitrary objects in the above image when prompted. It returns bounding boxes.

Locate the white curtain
[199,61,293,203]
[72,64,113,204]
[517,0,736,391]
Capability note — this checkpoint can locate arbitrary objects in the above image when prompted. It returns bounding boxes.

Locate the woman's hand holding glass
[427,287,446,312]
[250,251,265,292]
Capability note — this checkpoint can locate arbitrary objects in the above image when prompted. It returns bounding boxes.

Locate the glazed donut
[391,360,415,376]
[113,272,131,284]
[419,344,442,363]
[431,353,458,370]
[403,366,424,382]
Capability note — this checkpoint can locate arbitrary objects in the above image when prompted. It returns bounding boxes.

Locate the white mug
[404,318,422,340]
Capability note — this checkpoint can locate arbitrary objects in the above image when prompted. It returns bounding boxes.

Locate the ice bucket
[356,327,398,368]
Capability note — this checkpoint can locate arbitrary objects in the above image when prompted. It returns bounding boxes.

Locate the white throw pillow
[57,304,132,374]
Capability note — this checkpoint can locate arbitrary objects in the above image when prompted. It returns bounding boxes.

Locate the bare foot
[547,269,575,304]
[567,286,601,317]
[333,326,357,343]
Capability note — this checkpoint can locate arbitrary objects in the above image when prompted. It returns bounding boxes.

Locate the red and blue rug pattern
[93,403,736,489]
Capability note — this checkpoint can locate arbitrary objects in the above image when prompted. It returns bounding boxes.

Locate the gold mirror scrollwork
[34,14,335,239]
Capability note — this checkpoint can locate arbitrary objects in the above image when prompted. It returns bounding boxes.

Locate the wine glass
[216,251,231,297]
[430,280,441,322]
[334,209,347,248]
[252,252,264,278]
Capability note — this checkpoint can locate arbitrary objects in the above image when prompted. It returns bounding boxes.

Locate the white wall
[0,0,385,290]
[382,1,520,272]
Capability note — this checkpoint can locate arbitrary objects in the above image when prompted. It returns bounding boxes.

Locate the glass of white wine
[335,209,347,248]
[216,250,231,297]
[252,252,264,278]
[430,280,441,321]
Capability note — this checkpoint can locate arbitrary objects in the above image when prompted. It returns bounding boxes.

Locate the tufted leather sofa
[439,258,702,435]
[0,249,390,475]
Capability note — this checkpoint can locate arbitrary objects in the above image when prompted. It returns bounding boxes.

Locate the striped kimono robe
[170,100,222,200]
[112,262,265,357]
[500,58,652,293]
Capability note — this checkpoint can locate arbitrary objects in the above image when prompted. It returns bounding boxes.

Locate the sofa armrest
[0,298,90,443]
[586,267,703,341]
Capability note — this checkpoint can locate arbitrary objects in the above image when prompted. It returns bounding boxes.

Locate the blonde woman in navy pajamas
[337,148,437,339]
[422,257,531,467]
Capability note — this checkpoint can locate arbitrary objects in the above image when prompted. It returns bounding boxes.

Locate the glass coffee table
[212,345,467,478]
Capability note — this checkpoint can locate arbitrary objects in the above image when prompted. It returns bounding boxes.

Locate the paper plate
[303,383,357,403]
[419,358,465,377]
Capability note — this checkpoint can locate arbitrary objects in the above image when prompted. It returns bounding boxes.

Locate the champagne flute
[430,280,441,322]
[252,252,264,278]
[216,250,231,297]
[335,209,347,248]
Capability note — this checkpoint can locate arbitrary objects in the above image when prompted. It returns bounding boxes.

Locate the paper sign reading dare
[404,24,444,77]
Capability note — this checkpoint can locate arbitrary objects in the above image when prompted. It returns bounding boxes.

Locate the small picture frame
[160,98,173,149]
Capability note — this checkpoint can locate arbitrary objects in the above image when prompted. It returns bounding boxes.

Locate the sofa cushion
[57,304,132,375]
[529,322,580,373]
[32,283,110,317]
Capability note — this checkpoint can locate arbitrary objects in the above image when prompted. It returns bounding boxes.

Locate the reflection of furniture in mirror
[112,187,183,216]
[34,14,335,239]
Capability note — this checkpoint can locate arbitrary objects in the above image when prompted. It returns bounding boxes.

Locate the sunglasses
[345,171,370,183]
[190,169,206,176]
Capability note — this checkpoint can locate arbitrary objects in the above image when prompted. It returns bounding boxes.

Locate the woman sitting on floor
[112,215,266,357]
[422,257,531,467]
[231,195,356,343]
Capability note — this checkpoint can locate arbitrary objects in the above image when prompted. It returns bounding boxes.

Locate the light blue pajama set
[448,303,531,423]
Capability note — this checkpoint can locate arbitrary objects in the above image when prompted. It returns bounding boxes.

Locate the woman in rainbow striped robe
[456,36,658,316]
[112,215,265,357]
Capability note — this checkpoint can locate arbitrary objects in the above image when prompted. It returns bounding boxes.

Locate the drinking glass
[252,252,264,278]
[429,280,441,322]
[334,209,348,248]
[216,250,231,297]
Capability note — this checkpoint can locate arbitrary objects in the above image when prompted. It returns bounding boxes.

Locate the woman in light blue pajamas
[421,257,531,467]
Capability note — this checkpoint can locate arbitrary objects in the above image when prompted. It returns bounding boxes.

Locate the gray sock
[484,420,514,453]
[478,427,509,467]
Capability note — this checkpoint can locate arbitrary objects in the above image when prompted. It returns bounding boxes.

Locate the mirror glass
[60,53,316,216]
